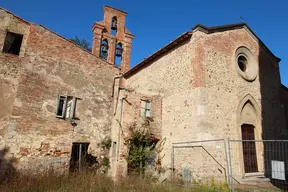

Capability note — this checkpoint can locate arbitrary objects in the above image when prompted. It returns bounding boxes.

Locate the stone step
[240,176,271,184]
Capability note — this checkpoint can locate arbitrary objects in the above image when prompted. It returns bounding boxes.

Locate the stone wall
[0,9,120,174]
[123,27,287,181]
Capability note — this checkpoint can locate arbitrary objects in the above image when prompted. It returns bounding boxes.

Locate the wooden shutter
[145,102,152,117]
[140,100,146,117]
[70,97,77,119]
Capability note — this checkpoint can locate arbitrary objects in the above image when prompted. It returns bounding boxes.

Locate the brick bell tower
[92,5,134,72]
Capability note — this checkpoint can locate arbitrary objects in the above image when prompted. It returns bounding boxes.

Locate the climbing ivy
[125,119,156,174]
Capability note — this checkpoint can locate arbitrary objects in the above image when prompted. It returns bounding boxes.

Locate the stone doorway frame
[236,94,264,177]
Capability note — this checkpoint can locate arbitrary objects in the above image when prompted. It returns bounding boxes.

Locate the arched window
[115,42,123,66]
[111,16,117,36]
[100,39,108,60]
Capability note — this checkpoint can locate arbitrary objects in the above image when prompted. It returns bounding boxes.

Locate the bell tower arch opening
[115,42,123,66]
[92,5,134,72]
[100,39,109,60]
[111,16,117,36]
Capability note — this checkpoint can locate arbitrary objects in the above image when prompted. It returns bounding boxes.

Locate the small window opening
[140,100,152,117]
[100,39,108,60]
[2,32,23,55]
[238,55,248,72]
[111,16,117,36]
[69,143,96,172]
[56,95,77,119]
[115,43,123,66]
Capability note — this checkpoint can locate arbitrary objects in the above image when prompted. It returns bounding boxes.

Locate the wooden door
[241,124,258,173]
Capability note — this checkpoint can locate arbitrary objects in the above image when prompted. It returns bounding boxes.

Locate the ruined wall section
[0,10,120,172]
[0,10,31,175]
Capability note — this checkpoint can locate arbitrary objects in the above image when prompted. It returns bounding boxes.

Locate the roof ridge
[192,23,280,62]
[0,7,30,24]
[124,31,192,78]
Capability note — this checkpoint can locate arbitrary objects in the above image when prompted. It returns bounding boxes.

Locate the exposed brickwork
[1,6,287,182]
[121,27,287,180]
[0,9,120,174]
[92,6,134,72]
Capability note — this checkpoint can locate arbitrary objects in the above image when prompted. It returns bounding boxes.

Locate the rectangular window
[56,95,67,118]
[2,32,23,55]
[140,100,152,117]
[56,95,76,119]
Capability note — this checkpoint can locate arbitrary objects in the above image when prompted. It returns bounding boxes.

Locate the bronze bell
[115,46,123,57]
[101,43,108,53]
[111,20,117,30]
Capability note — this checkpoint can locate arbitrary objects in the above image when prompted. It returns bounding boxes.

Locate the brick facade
[0,8,120,174]
[0,6,287,182]
[114,25,287,180]
[92,6,134,72]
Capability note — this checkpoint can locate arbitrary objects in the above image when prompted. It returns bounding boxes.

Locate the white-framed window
[56,95,76,119]
[140,100,152,117]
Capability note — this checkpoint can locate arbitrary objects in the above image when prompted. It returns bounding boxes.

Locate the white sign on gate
[271,160,285,180]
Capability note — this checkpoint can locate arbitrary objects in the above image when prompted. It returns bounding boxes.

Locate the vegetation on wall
[70,36,92,52]
[99,136,111,173]
[124,119,158,174]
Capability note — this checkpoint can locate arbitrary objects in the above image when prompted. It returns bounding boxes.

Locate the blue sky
[1,0,287,86]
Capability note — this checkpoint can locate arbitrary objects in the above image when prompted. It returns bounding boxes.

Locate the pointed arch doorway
[237,94,262,175]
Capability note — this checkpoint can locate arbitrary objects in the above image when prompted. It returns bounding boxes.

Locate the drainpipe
[112,75,122,98]
[117,97,125,161]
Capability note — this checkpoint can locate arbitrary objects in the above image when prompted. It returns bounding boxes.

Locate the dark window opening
[56,95,67,118]
[115,43,123,66]
[111,16,117,36]
[100,39,108,60]
[238,55,248,72]
[2,32,23,55]
[69,143,97,172]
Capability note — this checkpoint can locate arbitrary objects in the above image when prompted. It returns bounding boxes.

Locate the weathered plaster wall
[110,86,163,178]
[0,10,120,173]
[0,10,31,176]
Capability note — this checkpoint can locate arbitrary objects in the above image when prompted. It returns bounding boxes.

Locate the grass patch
[0,171,231,192]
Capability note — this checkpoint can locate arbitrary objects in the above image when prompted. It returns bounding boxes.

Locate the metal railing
[171,139,229,188]
[228,139,288,192]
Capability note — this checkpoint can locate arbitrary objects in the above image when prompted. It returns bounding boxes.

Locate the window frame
[56,95,77,119]
[140,100,152,118]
